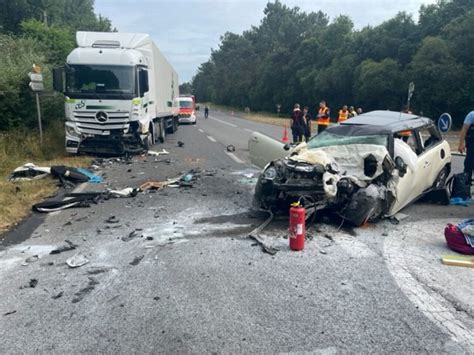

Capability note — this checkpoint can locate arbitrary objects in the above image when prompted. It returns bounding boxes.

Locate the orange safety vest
[317,107,330,126]
[338,109,349,123]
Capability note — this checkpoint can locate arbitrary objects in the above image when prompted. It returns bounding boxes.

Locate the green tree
[409,36,465,122]
[21,19,75,64]
[354,58,405,110]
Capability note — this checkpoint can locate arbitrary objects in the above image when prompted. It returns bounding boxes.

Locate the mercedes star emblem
[95,111,108,123]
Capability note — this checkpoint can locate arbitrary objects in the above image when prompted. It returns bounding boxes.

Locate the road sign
[438,113,452,134]
[29,72,44,92]
[29,81,45,91]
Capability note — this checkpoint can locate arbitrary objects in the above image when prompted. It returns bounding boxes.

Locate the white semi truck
[53,31,179,155]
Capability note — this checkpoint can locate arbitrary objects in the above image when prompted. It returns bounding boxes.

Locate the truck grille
[73,110,130,135]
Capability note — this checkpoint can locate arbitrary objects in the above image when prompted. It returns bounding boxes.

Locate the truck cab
[54,32,179,155]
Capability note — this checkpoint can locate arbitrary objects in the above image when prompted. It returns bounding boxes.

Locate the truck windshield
[65,64,135,99]
[179,101,193,108]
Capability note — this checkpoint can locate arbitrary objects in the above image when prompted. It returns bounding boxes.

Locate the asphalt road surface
[0,110,473,354]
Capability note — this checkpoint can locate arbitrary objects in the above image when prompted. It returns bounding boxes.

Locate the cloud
[94,0,436,82]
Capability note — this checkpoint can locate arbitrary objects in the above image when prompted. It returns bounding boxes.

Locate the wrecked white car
[249,111,451,226]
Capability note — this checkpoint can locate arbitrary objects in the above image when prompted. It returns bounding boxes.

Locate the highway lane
[194,110,284,164]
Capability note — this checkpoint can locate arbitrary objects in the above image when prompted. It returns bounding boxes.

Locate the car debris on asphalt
[8,163,102,186]
[147,149,169,156]
[50,240,78,254]
[66,252,90,268]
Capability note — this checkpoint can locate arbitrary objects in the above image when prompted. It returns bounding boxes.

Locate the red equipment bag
[444,223,474,255]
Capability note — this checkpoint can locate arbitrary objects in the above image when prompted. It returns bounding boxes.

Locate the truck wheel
[166,117,177,134]
[159,119,165,143]
[144,123,155,151]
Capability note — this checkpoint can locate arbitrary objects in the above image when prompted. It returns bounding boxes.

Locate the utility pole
[407,82,415,112]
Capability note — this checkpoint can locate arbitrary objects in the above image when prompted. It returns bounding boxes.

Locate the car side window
[419,126,441,152]
[394,130,420,155]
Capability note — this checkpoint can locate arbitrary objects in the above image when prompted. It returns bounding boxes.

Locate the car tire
[433,166,450,190]
[425,166,451,205]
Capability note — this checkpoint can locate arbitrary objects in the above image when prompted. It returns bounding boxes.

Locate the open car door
[248,132,287,169]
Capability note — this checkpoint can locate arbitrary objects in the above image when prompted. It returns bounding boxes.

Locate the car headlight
[263,166,277,180]
[294,165,314,173]
[65,124,79,138]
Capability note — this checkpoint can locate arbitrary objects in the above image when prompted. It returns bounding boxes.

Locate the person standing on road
[458,110,474,183]
[204,105,209,118]
[290,104,305,143]
[338,105,349,123]
[348,106,357,118]
[317,100,330,134]
[303,106,313,142]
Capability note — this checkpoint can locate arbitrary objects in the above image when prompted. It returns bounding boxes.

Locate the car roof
[178,97,193,101]
[341,110,434,132]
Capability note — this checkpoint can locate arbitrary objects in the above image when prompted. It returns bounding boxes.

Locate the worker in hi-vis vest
[338,105,349,123]
[317,100,330,134]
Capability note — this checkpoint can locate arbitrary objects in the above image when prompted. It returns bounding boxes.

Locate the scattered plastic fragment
[148,149,169,156]
[130,255,144,266]
[442,255,474,268]
[50,240,77,254]
[66,252,90,268]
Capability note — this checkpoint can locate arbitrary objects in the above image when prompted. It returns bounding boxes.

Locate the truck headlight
[263,166,277,180]
[65,124,79,138]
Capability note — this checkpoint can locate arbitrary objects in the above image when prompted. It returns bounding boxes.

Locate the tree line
[0,0,112,130]
[191,0,474,126]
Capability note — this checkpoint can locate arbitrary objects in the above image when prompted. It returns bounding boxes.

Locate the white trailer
[53,31,179,155]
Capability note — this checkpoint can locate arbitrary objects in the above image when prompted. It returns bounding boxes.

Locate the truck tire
[158,119,165,143]
[166,117,178,134]
[144,123,155,151]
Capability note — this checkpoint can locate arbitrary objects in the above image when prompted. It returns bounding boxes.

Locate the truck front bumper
[67,132,144,155]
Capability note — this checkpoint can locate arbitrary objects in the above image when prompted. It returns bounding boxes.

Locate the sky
[94,0,437,83]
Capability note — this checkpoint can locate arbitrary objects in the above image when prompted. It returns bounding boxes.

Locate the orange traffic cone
[282,124,289,144]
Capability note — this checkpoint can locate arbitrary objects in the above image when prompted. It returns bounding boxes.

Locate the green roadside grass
[0,123,91,233]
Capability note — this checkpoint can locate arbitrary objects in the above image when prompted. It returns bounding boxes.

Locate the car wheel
[433,166,449,190]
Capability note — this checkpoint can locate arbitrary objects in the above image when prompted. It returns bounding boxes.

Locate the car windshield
[65,64,135,99]
[179,101,193,108]
[307,131,388,150]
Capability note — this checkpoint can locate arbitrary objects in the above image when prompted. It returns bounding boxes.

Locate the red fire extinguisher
[289,202,305,251]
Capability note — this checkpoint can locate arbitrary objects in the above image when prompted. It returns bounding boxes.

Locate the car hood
[289,142,391,182]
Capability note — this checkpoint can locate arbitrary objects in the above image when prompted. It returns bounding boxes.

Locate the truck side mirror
[52,67,64,92]
[139,69,149,97]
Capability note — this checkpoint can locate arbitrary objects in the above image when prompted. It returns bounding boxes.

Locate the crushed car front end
[253,125,398,226]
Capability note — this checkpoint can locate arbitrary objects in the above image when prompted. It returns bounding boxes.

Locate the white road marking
[198,128,204,133]
[244,128,254,133]
[337,237,377,258]
[226,152,245,164]
[209,116,238,128]
[207,136,217,143]
[384,227,474,349]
